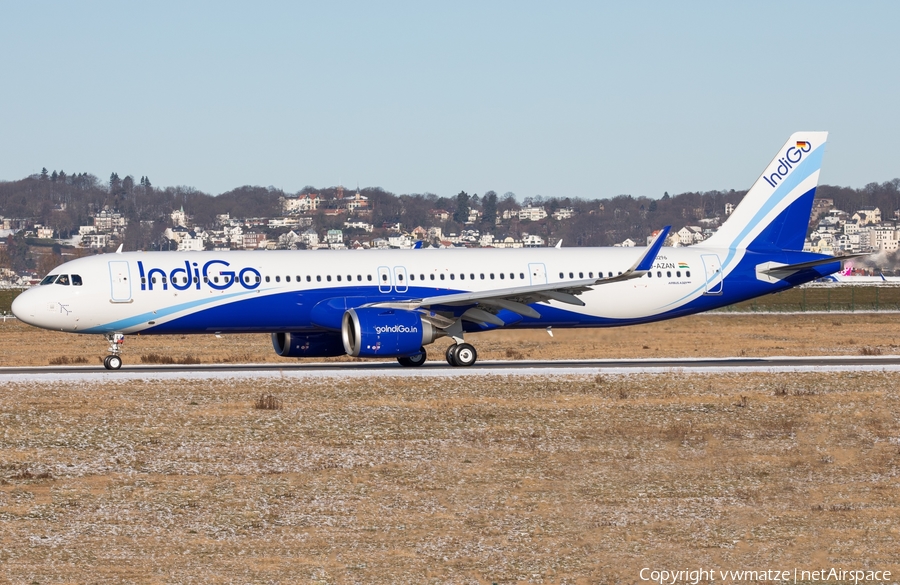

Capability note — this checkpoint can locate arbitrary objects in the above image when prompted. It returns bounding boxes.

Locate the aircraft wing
[369,226,670,326]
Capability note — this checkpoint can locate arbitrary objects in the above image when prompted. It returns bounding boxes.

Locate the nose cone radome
[11,289,43,328]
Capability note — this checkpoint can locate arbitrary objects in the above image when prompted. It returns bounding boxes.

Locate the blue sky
[1,1,897,199]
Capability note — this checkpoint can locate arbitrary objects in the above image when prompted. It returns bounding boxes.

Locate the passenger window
[500,273,505,279]
[609,272,613,277]
[358,275,363,281]
[490,273,495,279]
[458,274,463,280]
[256,276,261,283]
[589,272,593,278]
[327,275,332,282]
[347,275,351,282]
[40,275,57,285]
[686,271,691,277]
[367,275,372,281]
[480,274,485,280]
[163,277,169,284]
[317,276,322,282]
[307,276,312,282]
[450,274,455,280]
[286,276,291,282]
[276,276,281,282]
[510,273,515,279]
[72,274,83,286]
[579,272,583,278]
[151,277,157,284]
[56,274,70,285]
[382,274,388,282]
[141,277,147,285]
[569,272,574,278]
[430,274,435,280]
[470,274,475,280]
[676,271,681,277]
[559,272,564,278]
[398,274,404,281]
[667,271,671,277]
[648,272,652,278]
[336,275,342,281]
[440,274,445,280]
[419,274,424,280]
[657,271,662,277]
[265,276,270,283]
[520,273,525,279]
[409,274,415,281]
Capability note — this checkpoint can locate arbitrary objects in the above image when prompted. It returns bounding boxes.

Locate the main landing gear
[446,342,477,367]
[103,333,125,370]
[397,347,427,367]
[395,342,479,367]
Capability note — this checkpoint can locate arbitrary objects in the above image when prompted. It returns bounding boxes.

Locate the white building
[522,234,545,247]
[177,232,205,251]
[81,233,110,248]
[853,206,881,226]
[677,226,703,246]
[552,207,575,220]
[171,206,188,228]
[300,228,319,248]
[281,193,320,214]
[344,221,374,232]
[518,205,547,221]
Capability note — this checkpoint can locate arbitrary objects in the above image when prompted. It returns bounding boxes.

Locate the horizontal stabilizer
[756,254,861,283]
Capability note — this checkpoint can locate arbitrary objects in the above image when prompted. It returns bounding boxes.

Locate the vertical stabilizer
[703,132,827,251]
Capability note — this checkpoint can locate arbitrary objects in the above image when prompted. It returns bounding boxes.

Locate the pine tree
[51,170,58,182]
[453,191,470,224]
[40,167,49,181]
[110,172,121,194]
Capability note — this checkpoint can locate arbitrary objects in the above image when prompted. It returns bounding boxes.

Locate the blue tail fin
[703,132,827,251]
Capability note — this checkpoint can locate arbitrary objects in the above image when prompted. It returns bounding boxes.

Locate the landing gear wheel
[398,347,427,367]
[104,355,122,370]
[453,343,477,367]
[446,344,460,366]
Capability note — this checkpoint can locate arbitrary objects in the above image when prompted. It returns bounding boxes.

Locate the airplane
[12,131,844,370]
[819,264,900,284]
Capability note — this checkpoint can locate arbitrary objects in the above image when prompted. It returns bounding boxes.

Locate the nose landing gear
[103,333,125,370]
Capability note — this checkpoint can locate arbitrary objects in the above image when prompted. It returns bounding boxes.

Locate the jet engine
[271,332,346,358]
[341,308,442,357]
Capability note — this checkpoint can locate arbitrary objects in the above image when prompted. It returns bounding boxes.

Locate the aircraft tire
[445,344,460,366]
[398,348,427,367]
[106,355,122,370]
[454,343,477,367]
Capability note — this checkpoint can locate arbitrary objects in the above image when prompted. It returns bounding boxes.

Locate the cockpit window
[72,274,83,286]
[40,275,58,285]
[56,274,70,286]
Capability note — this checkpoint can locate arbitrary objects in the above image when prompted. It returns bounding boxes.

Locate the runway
[2,355,900,381]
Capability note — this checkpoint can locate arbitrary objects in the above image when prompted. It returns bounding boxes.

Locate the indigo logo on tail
[763,141,813,188]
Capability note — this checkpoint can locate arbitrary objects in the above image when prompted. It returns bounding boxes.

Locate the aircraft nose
[11,289,37,324]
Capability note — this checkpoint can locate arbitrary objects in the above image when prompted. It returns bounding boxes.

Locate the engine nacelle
[342,308,441,357]
[271,332,346,358]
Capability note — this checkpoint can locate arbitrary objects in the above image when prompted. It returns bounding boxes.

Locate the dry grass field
[1,314,900,583]
[1,372,899,583]
[2,311,900,367]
